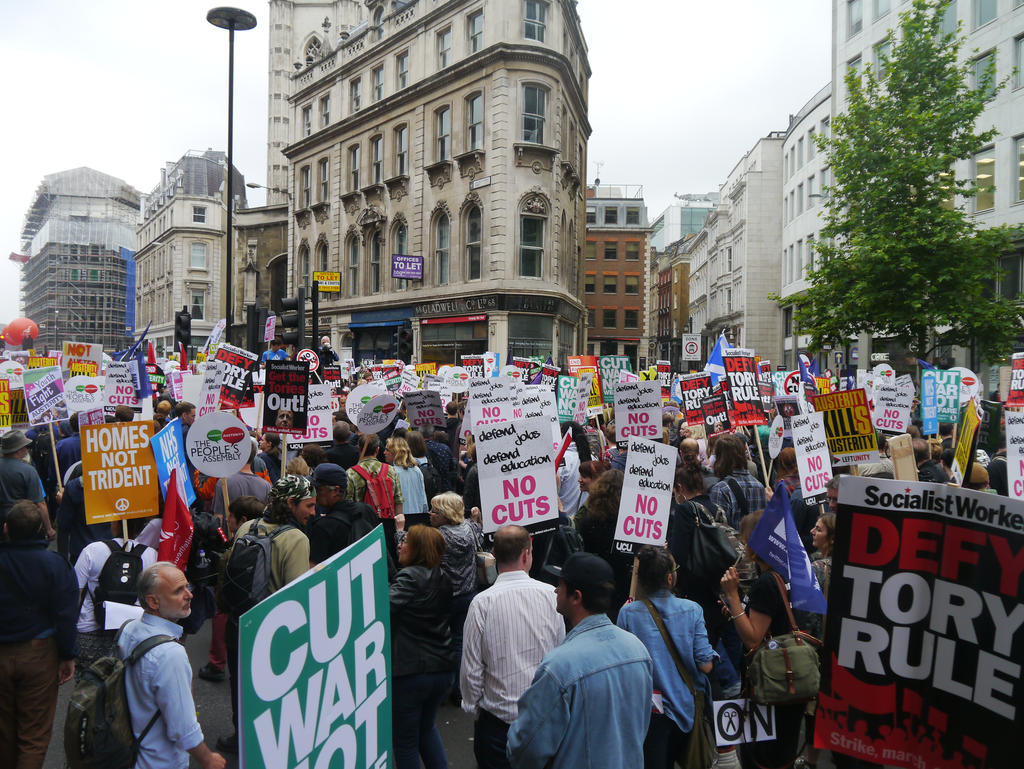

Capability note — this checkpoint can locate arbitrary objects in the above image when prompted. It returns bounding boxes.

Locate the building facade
[275,0,590,366]
[649,193,719,251]
[583,185,650,368]
[135,151,246,356]
[19,168,140,352]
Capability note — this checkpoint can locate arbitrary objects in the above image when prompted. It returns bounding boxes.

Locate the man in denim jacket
[507,552,653,768]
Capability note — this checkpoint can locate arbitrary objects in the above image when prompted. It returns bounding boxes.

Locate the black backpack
[418,460,444,503]
[92,542,147,627]
[220,519,294,617]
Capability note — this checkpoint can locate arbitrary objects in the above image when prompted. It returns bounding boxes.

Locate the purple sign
[391,254,423,280]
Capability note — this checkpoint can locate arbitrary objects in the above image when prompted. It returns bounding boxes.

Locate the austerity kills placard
[239,526,391,769]
[791,412,831,505]
[1007,353,1024,408]
[403,390,446,429]
[677,373,713,427]
[811,389,879,466]
[723,349,766,426]
[614,381,661,442]
[262,360,310,435]
[213,343,259,409]
[819,476,1024,769]
[0,379,10,434]
[476,416,559,534]
[81,421,160,524]
[614,438,675,549]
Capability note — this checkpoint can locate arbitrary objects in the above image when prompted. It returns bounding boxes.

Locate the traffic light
[397,322,413,360]
[174,307,192,350]
[279,288,306,349]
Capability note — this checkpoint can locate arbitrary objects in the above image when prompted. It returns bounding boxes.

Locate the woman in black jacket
[390,525,454,769]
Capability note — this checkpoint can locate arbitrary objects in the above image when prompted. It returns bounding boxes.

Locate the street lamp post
[245,181,292,200]
[207,6,257,345]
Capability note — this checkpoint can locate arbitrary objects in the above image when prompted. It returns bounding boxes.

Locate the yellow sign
[415,362,438,376]
[10,389,27,427]
[578,366,603,415]
[951,400,981,486]
[0,380,9,432]
[81,421,161,524]
[313,271,341,292]
[69,360,100,377]
[28,356,59,369]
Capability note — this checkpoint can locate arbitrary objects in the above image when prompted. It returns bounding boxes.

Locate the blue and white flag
[916,358,936,370]
[746,481,827,614]
[798,353,818,395]
[704,333,732,386]
[150,418,196,507]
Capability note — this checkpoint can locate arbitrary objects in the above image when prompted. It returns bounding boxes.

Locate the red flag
[178,341,188,371]
[158,468,194,570]
[147,341,157,365]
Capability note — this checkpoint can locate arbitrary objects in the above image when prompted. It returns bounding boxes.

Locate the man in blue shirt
[117,563,225,769]
[260,338,288,364]
[507,552,653,769]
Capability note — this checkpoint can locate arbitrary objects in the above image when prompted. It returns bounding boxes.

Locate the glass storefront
[508,314,553,359]
[420,316,488,365]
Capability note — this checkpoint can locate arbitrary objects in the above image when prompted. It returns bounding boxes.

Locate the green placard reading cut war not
[239,526,392,769]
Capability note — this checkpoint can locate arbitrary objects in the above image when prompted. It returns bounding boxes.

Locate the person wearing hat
[0,430,50,541]
[216,474,314,754]
[307,463,384,567]
[318,335,339,367]
[507,551,653,769]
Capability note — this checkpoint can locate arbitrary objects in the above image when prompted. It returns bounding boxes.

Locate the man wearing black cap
[0,430,50,540]
[308,463,381,565]
[507,551,653,769]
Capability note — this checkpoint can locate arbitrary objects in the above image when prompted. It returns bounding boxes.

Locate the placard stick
[628,555,639,600]
[281,434,289,479]
[122,518,129,541]
[48,422,63,493]
[221,478,231,524]
[749,426,770,488]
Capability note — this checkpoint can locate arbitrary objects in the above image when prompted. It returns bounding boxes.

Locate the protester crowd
[0,341,1011,769]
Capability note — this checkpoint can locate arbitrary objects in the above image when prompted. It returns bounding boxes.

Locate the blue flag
[150,418,196,507]
[746,482,827,614]
[798,354,818,394]
[704,333,732,386]
[916,358,936,370]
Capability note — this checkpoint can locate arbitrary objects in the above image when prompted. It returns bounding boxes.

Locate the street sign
[312,271,340,292]
[296,348,320,369]
[681,334,701,361]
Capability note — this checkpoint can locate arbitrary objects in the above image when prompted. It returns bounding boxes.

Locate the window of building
[300,165,311,207]
[320,94,330,127]
[874,38,892,70]
[395,125,408,175]
[520,216,544,277]
[371,233,382,293]
[625,275,639,294]
[807,128,816,158]
[975,0,996,28]
[373,6,384,39]
[604,207,618,225]
[524,0,547,41]
[522,85,546,143]
[973,51,996,99]
[317,241,329,273]
[1016,36,1024,89]
[726,246,733,271]
[942,1,958,35]
[393,223,408,290]
[626,207,641,225]
[1017,137,1024,202]
[586,208,596,224]
[874,0,890,18]
[319,158,329,201]
[466,206,482,280]
[974,147,995,210]
[797,183,804,214]
[821,117,830,139]
[191,291,205,320]
[626,243,640,261]
[797,137,804,167]
[349,145,360,190]
[602,308,617,327]
[300,245,311,287]
[437,27,451,68]
[625,309,639,328]
[350,78,361,112]
[302,105,312,136]
[603,243,617,260]
[347,237,359,297]
[468,11,483,52]
[192,206,206,224]
[435,215,450,285]
[466,93,483,151]
[584,242,596,260]
[848,0,863,36]
[190,242,207,269]
[436,107,451,161]
[848,55,862,86]
[585,273,595,293]
[396,52,409,89]
[587,308,595,326]
[372,66,384,102]
[371,136,383,184]
[603,274,617,293]
[807,175,816,203]
[783,306,793,337]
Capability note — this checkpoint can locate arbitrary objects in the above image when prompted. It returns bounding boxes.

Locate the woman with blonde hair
[386,436,427,516]
[286,456,310,476]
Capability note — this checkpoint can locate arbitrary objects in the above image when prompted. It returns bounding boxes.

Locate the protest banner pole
[122,518,129,541]
[281,433,288,479]
[221,478,231,522]
[47,422,63,493]
[628,555,639,600]
[750,426,770,487]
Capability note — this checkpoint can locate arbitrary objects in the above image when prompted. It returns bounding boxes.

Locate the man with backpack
[308,463,384,566]
[116,562,225,769]
[73,516,157,676]
[346,433,403,566]
[0,500,78,769]
[216,474,315,754]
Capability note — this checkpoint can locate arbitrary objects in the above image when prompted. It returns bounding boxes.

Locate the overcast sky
[0,0,831,323]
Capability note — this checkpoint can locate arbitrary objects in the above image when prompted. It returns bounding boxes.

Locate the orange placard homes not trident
[81,421,160,524]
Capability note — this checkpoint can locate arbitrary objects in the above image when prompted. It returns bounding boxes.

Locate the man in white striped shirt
[460,525,565,769]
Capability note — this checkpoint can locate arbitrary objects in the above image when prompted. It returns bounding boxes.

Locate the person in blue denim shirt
[507,552,653,769]
[617,546,716,769]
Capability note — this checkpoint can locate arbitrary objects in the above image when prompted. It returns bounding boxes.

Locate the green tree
[791,0,1021,363]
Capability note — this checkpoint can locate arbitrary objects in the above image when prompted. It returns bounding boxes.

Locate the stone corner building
[274,0,591,365]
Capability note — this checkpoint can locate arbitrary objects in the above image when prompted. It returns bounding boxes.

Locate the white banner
[613,438,675,549]
[792,411,832,505]
[614,380,662,442]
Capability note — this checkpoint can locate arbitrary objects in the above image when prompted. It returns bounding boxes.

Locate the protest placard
[518,385,560,449]
[722,349,765,427]
[356,393,400,434]
[62,341,102,375]
[469,377,516,433]
[476,415,559,534]
[774,394,801,439]
[9,389,27,428]
[1006,412,1024,498]
[613,438,675,549]
[978,399,1002,456]
[820,476,1023,769]
[28,355,59,370]
[238,526,391,769]
[346,383,386,424]
[0,379,9,434]
[461,355,484,379]
[677,373,713,427]
[701,394,731,437]
[713,700,776,747]
[921,373,939,436]
[810,389,879,466]
[950,399,981,486]
[81,421,160,524]
[24,366,68,425]
[0,360,24,390]
[213,343,259,409]
[768,415,784,458]
[599,355,632,405]
[185,411,250,478]
[79,408,105,427]
[924,369,962,423]
[950,366,980,405]
[403,390,445,428]
[538,362,560,388]
[292,385,332,443]
[150,419,196,506]
[791,411,831,504]
[567,355,598,376]
[556,375,578,422]
[483,351,500,378]
[872,379,912,433]
[573,372,593,424]
[63,375,104,413]
[262,360,310,435]
[1006,353,1024,408]
[614,380,661,442]
[196,361,225,418]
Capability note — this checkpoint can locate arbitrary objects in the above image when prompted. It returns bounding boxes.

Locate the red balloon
[3,317,40,347]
